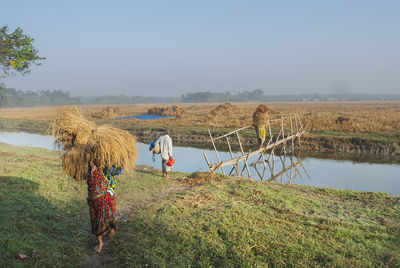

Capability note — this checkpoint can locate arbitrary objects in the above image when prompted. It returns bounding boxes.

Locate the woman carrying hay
[48,107,137,254]
[86,164,122,253]
[253,104,269,149]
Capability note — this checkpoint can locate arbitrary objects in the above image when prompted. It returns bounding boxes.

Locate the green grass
[0,143,399,267]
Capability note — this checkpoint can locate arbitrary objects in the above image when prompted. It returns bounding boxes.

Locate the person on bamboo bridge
[253,104,269,149]
[154,128,174,178]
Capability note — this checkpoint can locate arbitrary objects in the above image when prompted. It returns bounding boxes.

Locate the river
[0,131,399,196]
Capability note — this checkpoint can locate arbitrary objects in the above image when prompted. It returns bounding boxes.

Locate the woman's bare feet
[94,235,103,253]
[109,228,115,238]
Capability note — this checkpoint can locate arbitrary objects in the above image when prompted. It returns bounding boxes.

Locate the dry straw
[91,106,120,120]
[47,106,96,150]
[147,106,181,116]
[86,125,137,173]
[48,106,137,181]
[252,104,269,128]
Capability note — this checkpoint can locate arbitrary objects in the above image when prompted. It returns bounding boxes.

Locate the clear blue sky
[1,0,399,96]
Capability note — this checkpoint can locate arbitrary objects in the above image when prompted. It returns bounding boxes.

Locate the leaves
[0,26,45,76]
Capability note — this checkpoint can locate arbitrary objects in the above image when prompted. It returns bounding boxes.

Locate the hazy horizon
[1,1,399,96]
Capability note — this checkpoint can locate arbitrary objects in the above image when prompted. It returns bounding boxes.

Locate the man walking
[154,128,173,178]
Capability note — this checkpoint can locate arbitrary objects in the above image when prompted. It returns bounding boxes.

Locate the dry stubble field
[1,101,400,134]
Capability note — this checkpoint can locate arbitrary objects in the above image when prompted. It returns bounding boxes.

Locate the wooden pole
[245,151,251,178]
[208,125,252,141]
[208,129,225,175]
[268,120,272,139]
[203,152,215,174]
[236,131,251,177]
[226,136,239,176]
[290,115,294,153]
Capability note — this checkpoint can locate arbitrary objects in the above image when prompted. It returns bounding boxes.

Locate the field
[1,101,400,133]
[1,143,399,267]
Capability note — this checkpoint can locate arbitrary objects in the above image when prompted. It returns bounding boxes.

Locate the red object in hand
[167,158,175,167]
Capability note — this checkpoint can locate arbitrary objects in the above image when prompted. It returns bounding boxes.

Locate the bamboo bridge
[203,114,309,182]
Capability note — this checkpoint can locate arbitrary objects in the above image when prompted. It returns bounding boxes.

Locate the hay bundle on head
[86,125,137,173]
[49,106,138,181]
[252,104,269,148]
[252,104,269,128]
[47,106,96,149]
[62,146,90,181]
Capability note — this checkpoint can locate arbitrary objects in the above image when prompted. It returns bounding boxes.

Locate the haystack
[48,106,137,181]
[147,106,181,116]
[208,102,240,117]
[92,106,120,120]
[206,102,243,127]
[252,104,269,128]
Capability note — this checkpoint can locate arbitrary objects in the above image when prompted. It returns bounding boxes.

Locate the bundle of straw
[49,106,137,181]
[252,104,269,128]
[47,106,96,150]
[86,125,137,173]
[101,106,120,120]
[62,146,90,181]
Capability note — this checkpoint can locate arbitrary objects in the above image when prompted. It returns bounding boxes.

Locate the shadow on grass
[0,176,90,267]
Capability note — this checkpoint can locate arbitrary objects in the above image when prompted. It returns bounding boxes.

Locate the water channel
[0,131,399,196]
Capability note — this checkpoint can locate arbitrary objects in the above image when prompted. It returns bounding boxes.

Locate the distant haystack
[92,106,121,120]
[147,106,182,116]
[208,102,239,117]
[206,102,242,127]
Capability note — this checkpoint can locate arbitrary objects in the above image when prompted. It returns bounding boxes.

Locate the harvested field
[1,101,400,134]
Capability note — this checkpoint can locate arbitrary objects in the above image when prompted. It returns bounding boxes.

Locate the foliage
[181,90,400,103]
[0,26,44,76]
[0,86,80,107]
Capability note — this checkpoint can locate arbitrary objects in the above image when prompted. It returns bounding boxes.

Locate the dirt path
[79,183,191,268]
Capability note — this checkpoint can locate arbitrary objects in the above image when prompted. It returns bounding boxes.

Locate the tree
[0,26,45,76]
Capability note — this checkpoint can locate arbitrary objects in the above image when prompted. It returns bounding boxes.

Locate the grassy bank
[0,143,399,267]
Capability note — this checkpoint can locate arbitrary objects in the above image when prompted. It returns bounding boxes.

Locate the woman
[86,165,121,253]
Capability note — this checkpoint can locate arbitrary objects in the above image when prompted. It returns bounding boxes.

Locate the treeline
[0,86,80,107]
[1,86,399,107]
[80,95,180,105]
[181,90,400,102]
[181,89,264,102]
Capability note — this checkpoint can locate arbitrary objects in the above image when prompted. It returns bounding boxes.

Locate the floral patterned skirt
[88,193,117,236]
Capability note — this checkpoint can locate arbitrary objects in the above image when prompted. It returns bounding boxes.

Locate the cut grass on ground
[0,143,399,267]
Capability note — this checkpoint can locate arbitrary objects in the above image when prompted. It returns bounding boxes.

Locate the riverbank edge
[0,118,399,158]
